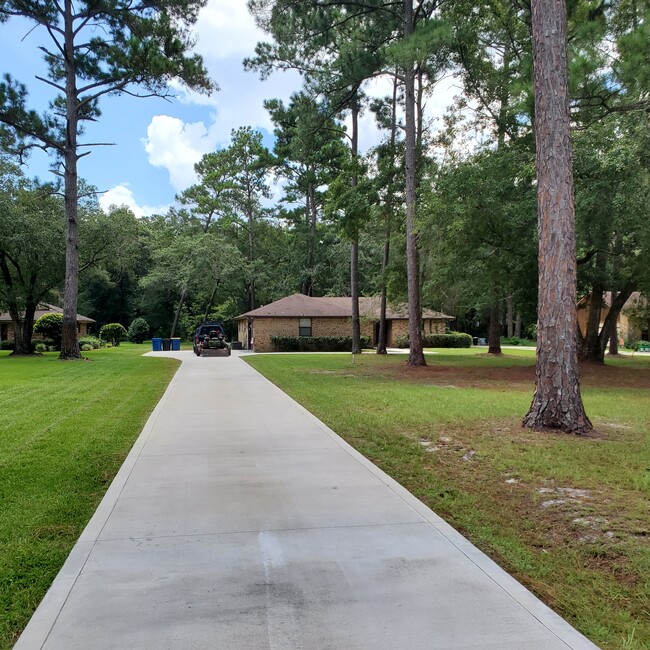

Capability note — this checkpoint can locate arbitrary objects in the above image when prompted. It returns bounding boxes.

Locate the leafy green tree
[127,317,150,344]
[0,0,215,359]
[33,312,63,349]
[0,163,65,354]
[574,111,650,362]
[100,322,127,346]
[266,92,347,296]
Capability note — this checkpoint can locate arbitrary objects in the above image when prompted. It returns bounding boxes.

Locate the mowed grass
[245,350,650,650]
[0,344,179,649]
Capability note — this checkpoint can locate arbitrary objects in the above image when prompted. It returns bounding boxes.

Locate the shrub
[78,336,103,350]
[271,335,371,352]
[100,323,128,346]
[81,344,93,351]
[34,312,63,349]
[34,342,47,353]
[396,332,472,349]
[630,340,650,352]
[0,340,15,351]
[127,317,150,344]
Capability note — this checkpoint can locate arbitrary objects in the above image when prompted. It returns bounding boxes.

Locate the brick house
[577,292,649,345]
[235,293,454,352]
[0,303,95,342]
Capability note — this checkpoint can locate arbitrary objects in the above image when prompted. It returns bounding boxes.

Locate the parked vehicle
[193,322,231,357]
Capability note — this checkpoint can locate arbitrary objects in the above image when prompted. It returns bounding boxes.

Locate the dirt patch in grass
[378,361,650,389]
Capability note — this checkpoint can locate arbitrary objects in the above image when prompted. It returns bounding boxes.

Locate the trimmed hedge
[271,335,371,352]
[33,313,63,348]
[100,323,128,346]
[78,336,104,350]
[395,332,472,349]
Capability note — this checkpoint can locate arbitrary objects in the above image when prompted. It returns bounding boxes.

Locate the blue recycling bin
[152,337,163,352]
[171,337,181,351]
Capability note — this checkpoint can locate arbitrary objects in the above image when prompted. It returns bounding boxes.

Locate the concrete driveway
[16,351,598,649]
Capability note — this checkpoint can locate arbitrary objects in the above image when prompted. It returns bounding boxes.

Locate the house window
[299,318,312,337]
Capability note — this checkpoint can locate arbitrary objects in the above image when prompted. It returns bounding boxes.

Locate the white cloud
[193,0,263,61]
[143,115,220,191]
[99,184,170,218]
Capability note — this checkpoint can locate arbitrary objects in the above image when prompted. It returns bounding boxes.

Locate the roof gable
[236,294,453,321]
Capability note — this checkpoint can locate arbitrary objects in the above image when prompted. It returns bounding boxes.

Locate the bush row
[395,332,473,349]
[630,340,650,351]
[271,335,372,352]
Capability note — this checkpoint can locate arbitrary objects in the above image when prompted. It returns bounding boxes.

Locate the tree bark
[523,0,591,434]
[608,291,619,355]
[377,72,398,356]
[170,287,187,338]
[404,0,425,366]
[515,312,522,339]
[60,0,81,359]
[350,101,361,355]
[506,295,514,338]
[488,296,503,355]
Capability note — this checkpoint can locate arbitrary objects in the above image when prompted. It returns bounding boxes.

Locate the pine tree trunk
[523,0,591,434]
[404,0,425,367]
[60,0,81,359]
[247,207,255,311]
[377,73,398,356]
[506,295,514,338]
[350,102,361,355]
[608,291,619,355]
[515,312,522,338]
[488,297,502,355]
[170,287,187,338]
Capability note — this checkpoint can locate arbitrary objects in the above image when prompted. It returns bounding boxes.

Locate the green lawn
[245,350,650,650]
[0,344,179,649]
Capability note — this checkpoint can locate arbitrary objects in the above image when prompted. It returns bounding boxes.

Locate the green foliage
[501,336,536,346]
[271,335,371,352]
[33,313,63,348]
[78,336,103,350]
[34,342,47,353]
[127,318,150,344]
[99,323,128,346]
[630,341,650,352]
[0,340,15,351]
[396,332,472,349]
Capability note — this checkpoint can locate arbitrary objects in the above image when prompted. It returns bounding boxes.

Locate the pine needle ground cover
[0,345,179,649]
[245,350,650,650]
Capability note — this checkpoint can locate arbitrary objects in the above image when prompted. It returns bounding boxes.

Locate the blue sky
[0,2,304,216]
[1,1,456,217]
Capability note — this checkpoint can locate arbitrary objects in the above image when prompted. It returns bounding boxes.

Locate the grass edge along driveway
[0,344,179,650]
[245,350,650,650]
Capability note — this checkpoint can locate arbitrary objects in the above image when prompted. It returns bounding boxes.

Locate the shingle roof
[236,294,454,321]
[0,303,95,323]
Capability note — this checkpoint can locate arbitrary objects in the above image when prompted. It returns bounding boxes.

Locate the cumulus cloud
[142,1,302,193]
[99,184,170,218]
[142,0,457,197]
[143,115,220,191]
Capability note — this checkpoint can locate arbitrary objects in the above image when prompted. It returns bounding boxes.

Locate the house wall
[252,318,301,352]
[577,305,641,344]
[248,316,448,351]
[237,320,249,349]
[0,322,91,341]
[386,319,446,347]
[251,317,365,352]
